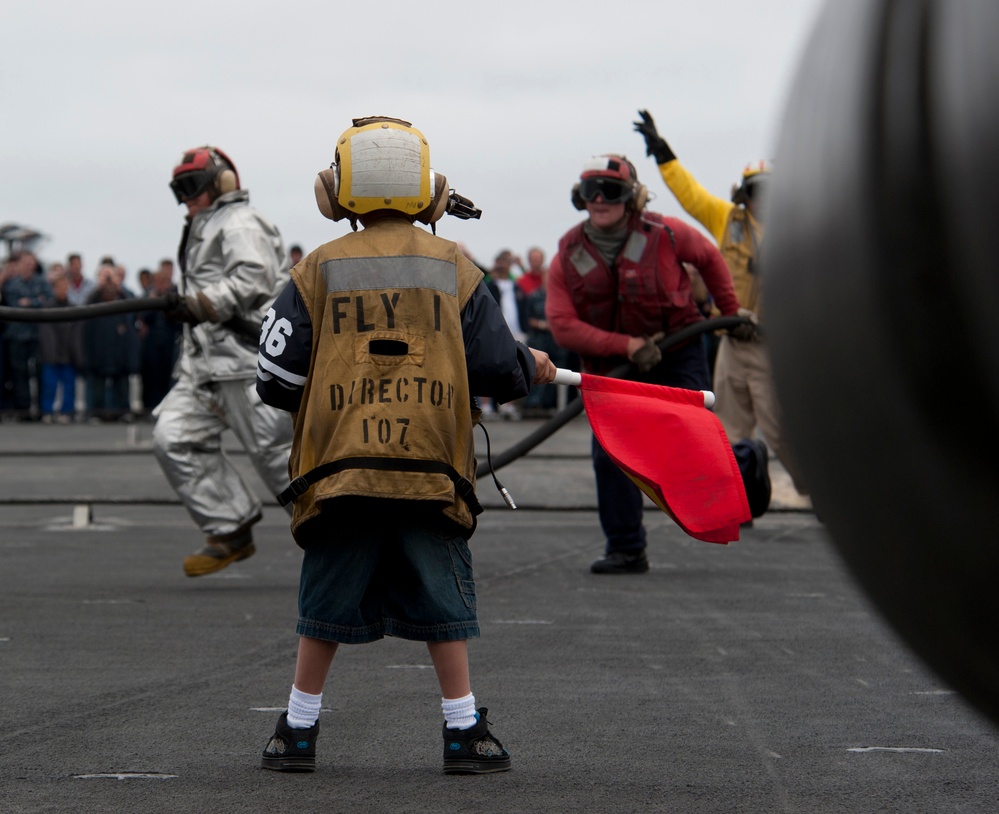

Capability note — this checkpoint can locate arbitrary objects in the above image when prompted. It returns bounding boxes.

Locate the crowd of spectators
[0,251,180,423]
[0,244,583,425]
[460,244,579,419]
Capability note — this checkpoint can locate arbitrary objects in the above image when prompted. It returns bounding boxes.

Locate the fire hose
[0,294,262,344]
[473,315,750,477]
[0,299,751,476]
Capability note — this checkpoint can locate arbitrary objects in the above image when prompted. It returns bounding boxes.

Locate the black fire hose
[475,315,752,478]
[0,300,750,475]
[0,296,262,344]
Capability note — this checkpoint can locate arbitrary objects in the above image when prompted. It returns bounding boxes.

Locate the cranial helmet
[571,154,649,211]
[732,159,774,205]
[314,116,451,229]
[170,146,239,204]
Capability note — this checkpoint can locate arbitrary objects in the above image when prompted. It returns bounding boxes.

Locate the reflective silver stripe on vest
[569,246,598,277]
[321,255,457,296]
[622,231,648,263]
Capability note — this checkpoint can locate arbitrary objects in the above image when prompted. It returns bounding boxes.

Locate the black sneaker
[589,551,650,574]
[261,712,319,772]
[442,707,511,774]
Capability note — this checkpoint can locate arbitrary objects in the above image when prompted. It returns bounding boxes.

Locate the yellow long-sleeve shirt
[658,160,763,312]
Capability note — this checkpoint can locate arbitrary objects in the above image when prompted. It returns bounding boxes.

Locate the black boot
[732,439,772,518]
[590,550,650,574]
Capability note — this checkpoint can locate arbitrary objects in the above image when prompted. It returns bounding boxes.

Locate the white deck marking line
[847,747,944,754]
[493,619,554,625]
[73,773,178,780]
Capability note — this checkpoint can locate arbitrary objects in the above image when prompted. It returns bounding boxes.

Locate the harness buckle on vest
[279,476,311,507]
[454,477,484,516]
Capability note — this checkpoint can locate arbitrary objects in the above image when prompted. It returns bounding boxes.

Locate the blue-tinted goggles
[578,177,632,203]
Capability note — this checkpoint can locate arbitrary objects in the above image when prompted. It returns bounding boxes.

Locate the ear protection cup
[619,156,647,210]
[413,171,450,225]
[766,0,999,726]
[209,146,240,196]
[314,167,350,221]
[632,183,649,211]
[216,168,237,195]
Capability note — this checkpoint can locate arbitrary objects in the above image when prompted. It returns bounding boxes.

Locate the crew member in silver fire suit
[155,145,293,577]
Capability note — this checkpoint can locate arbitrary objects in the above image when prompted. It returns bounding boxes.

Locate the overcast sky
[2,0,825,287]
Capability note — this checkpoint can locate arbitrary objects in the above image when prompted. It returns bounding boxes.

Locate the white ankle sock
[442,692,477,730]
[286,685,322,729]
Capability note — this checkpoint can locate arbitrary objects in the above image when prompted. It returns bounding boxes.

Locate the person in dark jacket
[84,264,140,422]
[38,272,85,423]
[137,259,181,414]
[1,251,52,420]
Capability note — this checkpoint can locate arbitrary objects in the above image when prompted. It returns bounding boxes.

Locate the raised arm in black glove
[633,109,676,166]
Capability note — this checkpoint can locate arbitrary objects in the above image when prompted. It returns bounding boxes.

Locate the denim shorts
[296,501,480,644]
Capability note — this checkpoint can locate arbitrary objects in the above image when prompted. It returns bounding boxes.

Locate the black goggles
[578,177,632,204]
[170,171,211,203]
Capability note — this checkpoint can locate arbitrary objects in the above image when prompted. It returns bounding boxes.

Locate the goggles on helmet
[170,171,212,204]
[578,177,633,204]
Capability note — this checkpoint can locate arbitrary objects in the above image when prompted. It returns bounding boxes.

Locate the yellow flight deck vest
[659,160,764,313]
[718,207,764,314]
[283,218,484,543]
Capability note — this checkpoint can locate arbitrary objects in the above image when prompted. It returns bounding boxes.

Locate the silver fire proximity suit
[152,189,293,538]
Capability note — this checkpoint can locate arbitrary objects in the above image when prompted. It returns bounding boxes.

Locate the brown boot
[182,512,262,577]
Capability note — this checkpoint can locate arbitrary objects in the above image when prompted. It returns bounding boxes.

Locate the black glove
[729,308,761,342]
[163,291,216,325]
[631,332,666,372]
[633,110,676,165]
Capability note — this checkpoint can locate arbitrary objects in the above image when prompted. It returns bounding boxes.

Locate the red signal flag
[555,369,751,543]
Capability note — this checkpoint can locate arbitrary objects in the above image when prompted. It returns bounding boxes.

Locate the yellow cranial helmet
[336,116,432,215]
[314,116,446,223]
[741,159,774,181]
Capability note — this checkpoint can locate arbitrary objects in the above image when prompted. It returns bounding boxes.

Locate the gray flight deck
[1,415,996,813]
